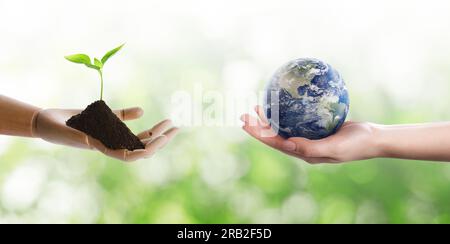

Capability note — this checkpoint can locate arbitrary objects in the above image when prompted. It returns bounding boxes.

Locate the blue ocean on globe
[264,58,349,139]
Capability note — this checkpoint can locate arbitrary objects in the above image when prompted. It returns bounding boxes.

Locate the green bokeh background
[1,0,450,223]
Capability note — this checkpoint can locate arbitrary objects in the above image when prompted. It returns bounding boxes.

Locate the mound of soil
[66,100,145,151]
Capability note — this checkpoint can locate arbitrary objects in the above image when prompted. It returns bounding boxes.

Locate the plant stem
[98,70,104,101]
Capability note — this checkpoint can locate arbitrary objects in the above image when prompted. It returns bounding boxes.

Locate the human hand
[32,107,178,162]
[241,106,378,164]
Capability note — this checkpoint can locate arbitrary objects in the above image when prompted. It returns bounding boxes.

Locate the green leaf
[65,54,92,65]
[94,58,103,68]
[85,63,101,70]
[101,43,124,64]
[65,54,100,70]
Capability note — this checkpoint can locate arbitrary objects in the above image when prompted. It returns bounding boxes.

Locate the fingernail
[282,141,296,151]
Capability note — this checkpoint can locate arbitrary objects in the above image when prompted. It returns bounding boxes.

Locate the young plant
[65,44,125,101]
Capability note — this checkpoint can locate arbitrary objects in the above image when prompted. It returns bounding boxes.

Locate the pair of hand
[32,104,373,164]
[30,105,448,164]
[33,107,178,162]
[241,106,377,164]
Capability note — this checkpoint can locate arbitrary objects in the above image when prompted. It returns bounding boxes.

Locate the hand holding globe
[242,58,450,164]
[241,58,377,163]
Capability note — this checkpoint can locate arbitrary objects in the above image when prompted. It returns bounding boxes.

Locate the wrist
[369,123,390,158]
[0,95,42,138]
[30,108,44,138]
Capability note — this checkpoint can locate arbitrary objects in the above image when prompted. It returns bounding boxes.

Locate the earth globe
[264,58,349,139]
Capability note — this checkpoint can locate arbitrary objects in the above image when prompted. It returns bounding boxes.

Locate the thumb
[113,107,144,121]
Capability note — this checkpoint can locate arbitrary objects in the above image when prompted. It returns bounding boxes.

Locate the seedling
[65,44,124,101]
[64,44,144,151]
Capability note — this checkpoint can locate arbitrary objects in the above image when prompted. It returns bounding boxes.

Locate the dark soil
[66,100,145,151]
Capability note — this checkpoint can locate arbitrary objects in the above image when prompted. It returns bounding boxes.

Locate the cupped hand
[33,107,178,162]
[241,106,378,164]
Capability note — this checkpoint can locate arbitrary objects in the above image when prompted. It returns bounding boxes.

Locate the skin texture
[241,105,450,164]
[0,95,178,162]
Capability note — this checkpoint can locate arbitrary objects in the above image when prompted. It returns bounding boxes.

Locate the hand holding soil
[60,44,179,160]
[33,106,178,162]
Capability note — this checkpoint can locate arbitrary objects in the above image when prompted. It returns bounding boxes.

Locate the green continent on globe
[264,58,349,139]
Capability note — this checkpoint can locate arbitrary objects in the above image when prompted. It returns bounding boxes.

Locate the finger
[105,148,130,161]
[126,135,168,161]
[240,113,338,163]
[241,114,278,138]
[287,137,331,158]
[141,128,179,145]
[280,148,336,163]
[137,119,173,140]
[301,156,338,164]
[161,127,179,143]
[241,114,289,149]
[242,120,336,163]
[141,137,153,145]
[87,135,137,162]
[241,113,274,136]
[158,127,179,148]
[240,114,259,127]
[164,127,179,140]
[61,109,83,117]
[254,105,270,128]
[113,107,144,121]
[87,134,168,162]
[87,135,108,153]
